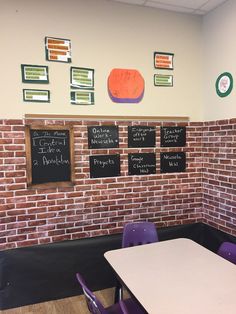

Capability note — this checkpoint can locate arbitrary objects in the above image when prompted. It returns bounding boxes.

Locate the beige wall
[0,0,203,120]
[203,0,236,121]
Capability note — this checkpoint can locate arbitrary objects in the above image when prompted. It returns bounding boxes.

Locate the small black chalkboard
[128,126,156,148]
[88,125,119,149]
[89,154,120,178]
[25,125,74,187]
[160,152,186,173]
[161,126,186,147]
[128,153,156,175]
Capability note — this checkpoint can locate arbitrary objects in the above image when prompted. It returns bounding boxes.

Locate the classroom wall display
[70,67,94,90]
[154,74,173,87]
[25,125,75,187]
[70,91,94,105]
[108,68,144,103]
[23,89,50,102]
[128,126,156,148]
[161,126,186,147]
[160,152,186,173]
[89,154,120,178]
[215,72,233,97]
[87,125,119,149]
[154,52,174,70]
[21,64,49,83]
[128,153,156,175]
[45,36,72,63]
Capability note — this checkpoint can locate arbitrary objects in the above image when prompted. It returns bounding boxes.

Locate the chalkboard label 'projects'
[160,152,186,173]
[88,125,119,149]
[128,126,156,148]
[161,126,186,147]
[90,154,120,178]
[25,125,74,187]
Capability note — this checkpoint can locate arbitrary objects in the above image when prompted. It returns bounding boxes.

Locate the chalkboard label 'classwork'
[128,126,156,148]
[160,152,186,173]
[161,126,186,147]
[89,154,120,178]
[128,153,156,175]
[88,125,119,149]
[25,125,74,187]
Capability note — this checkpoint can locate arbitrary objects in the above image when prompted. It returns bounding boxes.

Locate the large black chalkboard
[128,153,156,175]
[88,125,119,149]
[89,154,120,178]
[160,152,186,173]
[161,126,186,147]
[25,126,74,187]
[128,126,156,148]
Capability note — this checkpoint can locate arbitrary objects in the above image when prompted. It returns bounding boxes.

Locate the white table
[105,238,236,314]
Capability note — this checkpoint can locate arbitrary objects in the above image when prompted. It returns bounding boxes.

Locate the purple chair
[76,273,146,314]
[115,222,158,302]
[217,241,236,264]
[122,222,158,247]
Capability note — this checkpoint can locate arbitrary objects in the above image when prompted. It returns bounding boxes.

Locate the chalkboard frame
[25,125,75,188]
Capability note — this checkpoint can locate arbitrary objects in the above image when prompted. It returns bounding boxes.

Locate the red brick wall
[1,118,235,251]
[202,119,236,236]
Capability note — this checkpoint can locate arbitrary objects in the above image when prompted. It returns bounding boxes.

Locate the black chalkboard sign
[89,154,120,178]
[160,152,186,173]
[88,125,119,149]
[128,153,156,175]
[161,126,186,147]
[128,126,156,148]
[25,125,74,187]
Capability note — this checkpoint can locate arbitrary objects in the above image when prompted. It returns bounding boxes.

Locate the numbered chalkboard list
[88,125,119,149]
[29,128,72,185]
[160,152,186,173]
[128,126,156,148]
[90,155,120,178]
[161,126,186,147]
[128,153,156,175]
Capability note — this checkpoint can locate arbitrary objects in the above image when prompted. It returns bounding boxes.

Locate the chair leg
[114,281,123,303]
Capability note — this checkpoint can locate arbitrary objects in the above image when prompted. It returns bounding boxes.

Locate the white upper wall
[0,0,203,120]
[203,0,236,121]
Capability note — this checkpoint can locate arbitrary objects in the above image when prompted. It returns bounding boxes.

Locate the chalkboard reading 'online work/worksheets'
[161,126,186,147]
[25,125,74,187]
[87,125,119,149]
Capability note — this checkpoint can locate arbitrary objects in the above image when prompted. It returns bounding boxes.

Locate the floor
[0,288,115,314]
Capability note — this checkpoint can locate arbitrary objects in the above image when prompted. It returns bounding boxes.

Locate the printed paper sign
[70,91,94,105]
[154,52,174,70]
[154,74,173,86]
[23,89,50,102]
[45,37,71,63]
[21,64,49,83]
[71,67,94,89]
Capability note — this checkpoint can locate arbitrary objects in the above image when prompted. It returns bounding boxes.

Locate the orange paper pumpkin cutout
[108,68,144,103]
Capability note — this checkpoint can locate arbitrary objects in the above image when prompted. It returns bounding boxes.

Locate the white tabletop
[105,238,236,314]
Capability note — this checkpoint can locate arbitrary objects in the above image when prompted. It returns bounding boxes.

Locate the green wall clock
[215,72,233,97]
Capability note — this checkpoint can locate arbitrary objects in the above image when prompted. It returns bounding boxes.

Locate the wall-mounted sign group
[87,125,119,149]
[108,68,144,103]
[89,154,120,178]
[215,72,233,98]
[161,126,186,147]
[128,126,156,148]
[45,36,72,63]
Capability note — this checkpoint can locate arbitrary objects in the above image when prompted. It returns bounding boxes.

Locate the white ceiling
[108,0,228,15]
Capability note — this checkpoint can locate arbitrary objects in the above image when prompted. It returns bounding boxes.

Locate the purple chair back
[217,241,236,264]
[76,273,108,314]
[122,222,158,248]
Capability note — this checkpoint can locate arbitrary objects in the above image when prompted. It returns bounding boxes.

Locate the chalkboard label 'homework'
[25,125,74,187]
[161,126,186,147]
[128,126,156,148]
[160,152,186,173]
[128,153,156,175]
[89,154,120,178]
[88,125,119,149]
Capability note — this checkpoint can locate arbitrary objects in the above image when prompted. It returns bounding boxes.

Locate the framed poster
[21,64,49,83]
[154,74,173,87]
[70,67,94,89]
[154,52,174,70]
[45,36,72,63]
[70,91,94,105]
[23,89,50,102]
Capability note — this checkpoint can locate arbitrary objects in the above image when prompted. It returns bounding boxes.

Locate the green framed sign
[215,72,233,97]
[21,64,49,84]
